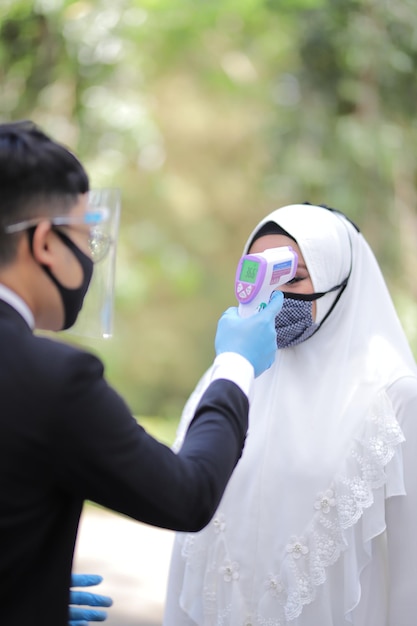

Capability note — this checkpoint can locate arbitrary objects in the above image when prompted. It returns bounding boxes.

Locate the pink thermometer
[235,246,298,318]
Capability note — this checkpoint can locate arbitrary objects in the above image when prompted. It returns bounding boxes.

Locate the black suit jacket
[0,299,248,625]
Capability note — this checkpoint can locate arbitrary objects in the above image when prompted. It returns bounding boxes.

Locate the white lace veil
[165,204,417,625]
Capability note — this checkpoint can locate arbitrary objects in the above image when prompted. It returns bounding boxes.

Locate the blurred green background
[1,0,417,428]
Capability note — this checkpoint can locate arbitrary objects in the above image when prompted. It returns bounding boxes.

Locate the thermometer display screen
[239,259,260,284]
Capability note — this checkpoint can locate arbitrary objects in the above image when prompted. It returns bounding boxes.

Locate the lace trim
[181,390,405,625]
[268,390,403,622]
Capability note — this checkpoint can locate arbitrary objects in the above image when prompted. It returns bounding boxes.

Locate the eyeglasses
[4,209,113,263]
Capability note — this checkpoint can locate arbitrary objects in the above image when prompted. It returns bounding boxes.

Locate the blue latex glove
[215,290,283,377]
[69,574,113,626]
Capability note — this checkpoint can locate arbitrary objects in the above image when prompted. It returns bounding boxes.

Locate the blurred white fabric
[74,504,174,626]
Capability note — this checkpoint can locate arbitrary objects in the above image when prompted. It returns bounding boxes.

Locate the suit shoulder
[30,334,104,383]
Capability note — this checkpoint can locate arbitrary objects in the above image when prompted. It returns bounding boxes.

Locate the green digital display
[239,259,260,284]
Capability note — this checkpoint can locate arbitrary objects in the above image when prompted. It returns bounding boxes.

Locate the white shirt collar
[0,284,35,329]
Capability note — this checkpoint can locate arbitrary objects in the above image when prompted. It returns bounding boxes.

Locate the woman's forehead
[248,233,307,267]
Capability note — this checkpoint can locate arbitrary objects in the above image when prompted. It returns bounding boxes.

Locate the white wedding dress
[163,205,417,626]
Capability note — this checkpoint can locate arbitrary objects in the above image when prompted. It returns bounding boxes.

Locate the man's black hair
[0,120,89,264]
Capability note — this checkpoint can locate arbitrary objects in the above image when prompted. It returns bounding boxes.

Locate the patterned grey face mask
[275,297,318,349]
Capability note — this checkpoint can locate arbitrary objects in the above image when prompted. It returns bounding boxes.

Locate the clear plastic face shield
[5,187,121,339]
[69,188,121,338]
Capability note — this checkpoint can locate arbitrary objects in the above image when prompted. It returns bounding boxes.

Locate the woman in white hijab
[163,203,417,626]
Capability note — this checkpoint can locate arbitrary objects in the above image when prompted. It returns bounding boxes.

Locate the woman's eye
[286,276,303,285]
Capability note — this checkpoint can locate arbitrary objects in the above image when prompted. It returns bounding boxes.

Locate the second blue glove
[69,574,113,626]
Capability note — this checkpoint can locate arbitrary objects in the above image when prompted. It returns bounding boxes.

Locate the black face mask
[29,229,93,330]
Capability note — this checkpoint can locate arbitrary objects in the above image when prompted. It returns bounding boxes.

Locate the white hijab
[165,204,417,625]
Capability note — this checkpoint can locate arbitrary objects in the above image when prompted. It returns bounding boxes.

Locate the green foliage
[2,0,417,418]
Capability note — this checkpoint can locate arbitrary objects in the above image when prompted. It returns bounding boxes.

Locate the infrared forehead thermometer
[235,246,298,318]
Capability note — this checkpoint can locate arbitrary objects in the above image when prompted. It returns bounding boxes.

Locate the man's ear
[30,222,55,267]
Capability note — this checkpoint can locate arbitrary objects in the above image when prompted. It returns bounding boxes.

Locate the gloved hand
[69,574,113,626]
[215,290,284,377]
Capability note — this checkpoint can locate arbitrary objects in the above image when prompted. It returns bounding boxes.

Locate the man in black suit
[0,121,283,626]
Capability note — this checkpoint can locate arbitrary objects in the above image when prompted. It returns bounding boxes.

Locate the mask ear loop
[283,278,348,302]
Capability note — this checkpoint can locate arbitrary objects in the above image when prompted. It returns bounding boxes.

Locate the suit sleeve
[49,351,249,532]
